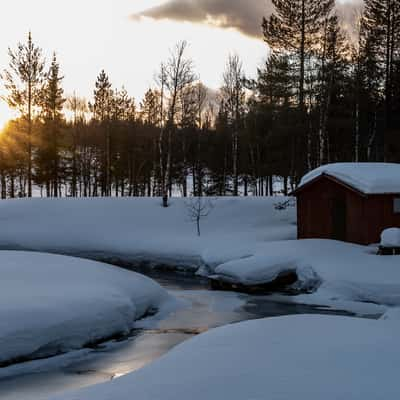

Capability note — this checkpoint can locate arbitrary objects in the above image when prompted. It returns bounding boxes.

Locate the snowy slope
[0,197,296,269]
[50,314,400,400]
[0,251,170,365]
[298,162,400,194]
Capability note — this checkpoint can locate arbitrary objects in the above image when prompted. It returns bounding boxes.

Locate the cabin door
[332,197,347,241]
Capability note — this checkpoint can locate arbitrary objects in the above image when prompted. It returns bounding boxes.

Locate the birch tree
[159,41,195,206]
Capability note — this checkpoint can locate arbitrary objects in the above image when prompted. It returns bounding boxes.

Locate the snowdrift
[51,314,400,400]
[0,251,170,365]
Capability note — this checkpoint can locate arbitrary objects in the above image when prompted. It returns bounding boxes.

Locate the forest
[0,0,399,200]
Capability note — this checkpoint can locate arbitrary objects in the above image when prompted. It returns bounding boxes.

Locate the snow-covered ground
[1,196,399,399]
[0,197,400,312]
[0,197,296,269]
[0,251,171,365]
[50,313,400,400]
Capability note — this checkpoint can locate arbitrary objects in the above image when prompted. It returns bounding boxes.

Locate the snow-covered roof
[298,163,400,195]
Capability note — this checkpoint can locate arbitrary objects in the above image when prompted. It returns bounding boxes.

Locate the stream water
[0,267,353,400]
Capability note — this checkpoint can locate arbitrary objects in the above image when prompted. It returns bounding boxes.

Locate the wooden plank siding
[297,176,400,245]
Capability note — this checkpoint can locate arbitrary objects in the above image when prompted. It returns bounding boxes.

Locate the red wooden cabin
[293,163,400,245]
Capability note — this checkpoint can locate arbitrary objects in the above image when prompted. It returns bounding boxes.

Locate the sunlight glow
[0,0,266,128]
[0,103,15,130]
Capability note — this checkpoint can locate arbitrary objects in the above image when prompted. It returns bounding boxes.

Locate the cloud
[132,0,363,39]
[131,0,272,38]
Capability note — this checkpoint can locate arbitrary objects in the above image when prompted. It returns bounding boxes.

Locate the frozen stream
[0,267,354,400]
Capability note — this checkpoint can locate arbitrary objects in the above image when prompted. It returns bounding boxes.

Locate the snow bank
[0,251,170,365]
[0,197,296,270]
[212,239,400,307]
[50,315,400,400]
[299,162,400,194]
[381,228,400,247]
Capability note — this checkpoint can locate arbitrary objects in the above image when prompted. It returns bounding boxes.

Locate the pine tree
[362,0,400,159]
[263,0,335,171]
[255,53,298,189]
[91,70,113,196]
[41,53,65,196]
[355,13,385,161]
[140,89,159,126]
[2,32,45,197]
[316,15,351,164]
[66,93,87,197]
[263,0,335,110]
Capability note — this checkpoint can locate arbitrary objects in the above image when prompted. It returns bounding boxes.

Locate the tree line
[0,0,399,200]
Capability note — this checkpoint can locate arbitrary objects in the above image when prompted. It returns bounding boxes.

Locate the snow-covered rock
[381,228,400,247]
[50,314,400,400]
[0,251,170,365]
[299,162,400,194]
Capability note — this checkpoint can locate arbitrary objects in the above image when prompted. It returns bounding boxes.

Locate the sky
[0,0,360,128]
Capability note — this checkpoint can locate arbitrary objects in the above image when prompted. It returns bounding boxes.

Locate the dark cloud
[131,0,272,38]
[132,0,363,39]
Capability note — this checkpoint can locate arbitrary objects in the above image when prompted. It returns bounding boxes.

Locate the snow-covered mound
[50,315,400,400]
[212,239,400,307]
[212,254,321,292]
[299,162,400,194]
[0,251,170,365]
[0,197,296,270]
[381,228,400,247]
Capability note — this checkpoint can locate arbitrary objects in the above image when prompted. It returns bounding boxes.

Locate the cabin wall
[297,177,400,245]
[363,195,400,244]
[297,178,364,244]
